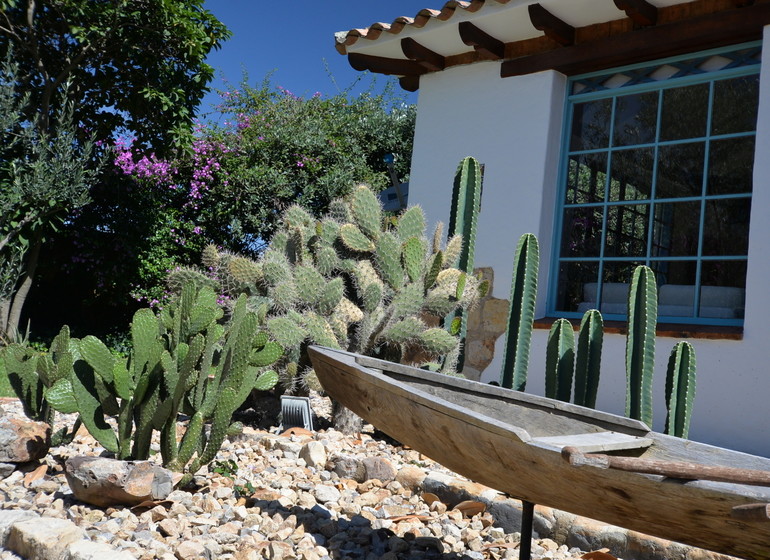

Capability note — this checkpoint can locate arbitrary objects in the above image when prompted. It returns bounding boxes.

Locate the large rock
[0,416,50,463]
[362,457,396,483]
[65,456,174,507]
[6,517,84,560]
[0,510,39,547]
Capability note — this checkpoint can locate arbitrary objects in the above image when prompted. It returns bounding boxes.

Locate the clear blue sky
[200,1,431,117]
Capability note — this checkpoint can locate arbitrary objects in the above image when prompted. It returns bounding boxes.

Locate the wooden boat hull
[309,346,770,560]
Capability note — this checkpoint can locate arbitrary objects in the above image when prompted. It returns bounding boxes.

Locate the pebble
[0,397,589,560]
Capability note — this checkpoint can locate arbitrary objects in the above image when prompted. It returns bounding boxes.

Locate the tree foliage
[27,78,417,337]
[0,0,230,153]
[0,0,229,341]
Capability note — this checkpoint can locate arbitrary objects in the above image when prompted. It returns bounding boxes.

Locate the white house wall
[408,27,770,457]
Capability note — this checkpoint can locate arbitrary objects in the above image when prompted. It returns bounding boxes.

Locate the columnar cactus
[446,156,483,369]
[625,265,657,426]
[574,309,603,408]
[169,184,481,393]
[664,341,696,438]
[500,233,539,390]
[545,318,575,402]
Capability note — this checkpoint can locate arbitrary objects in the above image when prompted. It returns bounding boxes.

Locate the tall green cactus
[625,265,657,426]
[446,156,483,370]
[500,233,539,390]
[169,184,481,396]
[545,318,575,402]
[574,309,603,408]
[664,341,696,438]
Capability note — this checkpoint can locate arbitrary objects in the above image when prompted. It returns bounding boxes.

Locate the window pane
[651,260,697,287]
[654,260,697,318]
[656,142,705,198]
[703,198,751,256]
[660,83,709,141]
[613,91,658,146]
[708,136,755,195]
[608,148,653,201]
[605,204,649,257]
[570,99,611,151]
[700,261,747,319]
[712,75,759,135]
[566,153,607,204]
[556,262,599,313]
[561,207,604,258]
[600,262,643,315]
[652,201,701,257]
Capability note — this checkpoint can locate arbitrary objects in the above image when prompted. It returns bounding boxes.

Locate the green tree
[0,0,229,340]
[27,78,416,334]
[0,56,100,341]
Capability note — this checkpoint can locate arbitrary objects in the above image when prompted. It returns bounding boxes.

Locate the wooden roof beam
[347,53,428,77]
[501,2,770,78]
[401,37,446,71]
[528,3,575,46]
[458,21,506,59]
[399,76,420,92]
[613,0,658,26]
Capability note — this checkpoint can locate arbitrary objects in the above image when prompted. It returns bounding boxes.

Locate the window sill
[533,317,743,340]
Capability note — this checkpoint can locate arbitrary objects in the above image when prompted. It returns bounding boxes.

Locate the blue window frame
[550,43,761,326]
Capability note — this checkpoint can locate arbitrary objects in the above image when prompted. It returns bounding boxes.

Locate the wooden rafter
[731,0,755,5]
[401,37,446,71]
[501,3,770,78]
[399,76,421,92]
[458,21,506,59]
[528,3,576,46]
[347,53,428,76]
[613,0,658,26]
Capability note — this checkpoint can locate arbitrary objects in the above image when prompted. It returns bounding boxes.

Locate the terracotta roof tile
[335,0,514,54]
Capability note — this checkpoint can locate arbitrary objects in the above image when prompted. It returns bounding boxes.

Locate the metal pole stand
[520,500,535,560]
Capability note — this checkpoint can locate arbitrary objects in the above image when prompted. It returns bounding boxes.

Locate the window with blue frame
[551,43,760,326]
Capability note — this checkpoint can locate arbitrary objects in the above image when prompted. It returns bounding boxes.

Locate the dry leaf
[23,464,47,487]
[582,549,617,560]
[421,492,440,506]
[280,427,313,438]
[453,500,486,517]
[483,542,520,550]
[387,514,432,522]
[130,499,173,514]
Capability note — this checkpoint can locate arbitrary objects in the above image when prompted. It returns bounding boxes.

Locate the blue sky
[200,1,431,117]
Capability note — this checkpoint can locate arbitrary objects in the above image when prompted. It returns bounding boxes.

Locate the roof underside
[334,0,770,90]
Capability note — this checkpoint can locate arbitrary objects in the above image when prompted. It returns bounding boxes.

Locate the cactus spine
[500,233,539,390]
[446,157,482,370]
[545,318,575,402]
[625,265,657,426]
[664,341,696,438]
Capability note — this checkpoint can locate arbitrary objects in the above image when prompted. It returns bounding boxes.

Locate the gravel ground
[0,395,594,560]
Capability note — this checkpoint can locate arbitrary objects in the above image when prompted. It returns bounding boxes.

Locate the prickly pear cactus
[172,184,482,396]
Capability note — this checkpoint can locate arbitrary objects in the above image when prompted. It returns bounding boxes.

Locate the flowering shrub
[28,77,415,337]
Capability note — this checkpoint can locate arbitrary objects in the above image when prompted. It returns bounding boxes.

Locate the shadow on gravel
[251,497,493,559]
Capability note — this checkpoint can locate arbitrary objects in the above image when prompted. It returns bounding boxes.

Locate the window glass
[554,44,758,325]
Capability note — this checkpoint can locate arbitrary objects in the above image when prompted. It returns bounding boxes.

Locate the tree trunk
[331,400,363,435]
[6,231,42,340]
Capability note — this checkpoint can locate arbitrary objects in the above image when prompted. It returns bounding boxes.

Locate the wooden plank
[614,0,658,25]
[347,53,428,76]
[531,432,653,453]
[501,3,770,78]
[398,76,420,92]
[528,3,576,46]
[401,37,446,71]
[458,21,506,59]
[563,447,770,486]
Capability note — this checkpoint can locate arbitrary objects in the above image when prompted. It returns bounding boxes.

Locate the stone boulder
[0,416,50,463]
[65,456,174,507]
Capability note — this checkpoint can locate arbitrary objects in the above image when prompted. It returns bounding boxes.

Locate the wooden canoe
[308,346,770,560]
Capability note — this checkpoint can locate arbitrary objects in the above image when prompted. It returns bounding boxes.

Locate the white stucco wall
[408,29,770,457]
